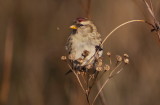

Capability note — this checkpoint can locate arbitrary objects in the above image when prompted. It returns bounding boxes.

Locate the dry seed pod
[68,54,75,60]
[77,58,84,64]
[86,64,92,69]
[104,65,110,71]
[97,62,103,67]
[124,53,129,58]
[116,55,122,62]
[107,52,111,57]
[90,74,95,79]
[61,56,67,61]
[96,66,103,71]
[124,58,129,64]
[96,58,103,66]
[97,58,102,62]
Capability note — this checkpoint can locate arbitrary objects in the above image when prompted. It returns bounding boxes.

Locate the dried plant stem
[101,20,145,45]
[86,94,91,105]
[86,20,145,66]
[0,22,14,104]
[86,0,91,19]
[66,20,143,105]
[98,71,107,81]
[67,63,91,105]
[81,73,87,85]
[67,63,86,93]
[109,57,112,65]
[88,72,99,96]
[97,82,107,105]
[80,0,92,19]
[92,62,122,105]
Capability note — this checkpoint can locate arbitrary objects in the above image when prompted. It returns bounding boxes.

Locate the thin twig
[143,0,160,40]
[86,0,91,19]
[97,82,107,105]
[101,20,145,45]
[67,19,145,105]
[88,72,99,96]
[86,94,91,105]
[67,63,86,93]
[109,57,112,65]
[81,73,87,85]
[92,62,122,105]
[143,0,156,19]
[67,63,91,105]
[97,71,107,81]
[85,20,145,66]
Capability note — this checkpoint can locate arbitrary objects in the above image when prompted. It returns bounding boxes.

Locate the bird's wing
[65,35,73,53]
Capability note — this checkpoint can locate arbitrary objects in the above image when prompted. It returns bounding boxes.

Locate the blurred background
[0,0,160,105]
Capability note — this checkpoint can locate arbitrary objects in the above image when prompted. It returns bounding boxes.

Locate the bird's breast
[71,36,100,60]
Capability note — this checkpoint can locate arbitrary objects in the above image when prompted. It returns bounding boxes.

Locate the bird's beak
[70,25,77,29]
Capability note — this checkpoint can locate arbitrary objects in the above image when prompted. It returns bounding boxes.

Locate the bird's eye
[78,24,84,27]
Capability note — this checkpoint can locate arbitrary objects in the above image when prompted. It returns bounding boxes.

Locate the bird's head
[70,17,97,34]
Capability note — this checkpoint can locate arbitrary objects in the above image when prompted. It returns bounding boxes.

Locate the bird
[65,17,103,74]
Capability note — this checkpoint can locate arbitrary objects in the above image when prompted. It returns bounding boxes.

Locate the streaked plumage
[66,17,103,70]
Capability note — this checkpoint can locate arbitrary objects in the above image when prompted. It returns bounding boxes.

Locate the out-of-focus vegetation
[0,0,160,105]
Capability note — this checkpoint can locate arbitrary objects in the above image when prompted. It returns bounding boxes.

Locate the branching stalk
[101,20,145,45]
[92,62,122,105]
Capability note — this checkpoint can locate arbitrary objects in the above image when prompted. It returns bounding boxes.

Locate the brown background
[0,0,160,105]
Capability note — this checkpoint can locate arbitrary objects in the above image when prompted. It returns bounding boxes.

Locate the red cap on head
[76,17,88,22]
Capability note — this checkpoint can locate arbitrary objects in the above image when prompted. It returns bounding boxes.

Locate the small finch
[66,17,103,73]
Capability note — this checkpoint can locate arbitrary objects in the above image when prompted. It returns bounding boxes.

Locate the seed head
[124,53,129,58]
[61,56,67,61]
[107,52,111,57]
[104,65,110,71]
[116,55,122,62]
[68,54,75,60]
[96,58,103,66]
[124,58,129,64]
[77,58,84,64]
[96,66,103,71]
